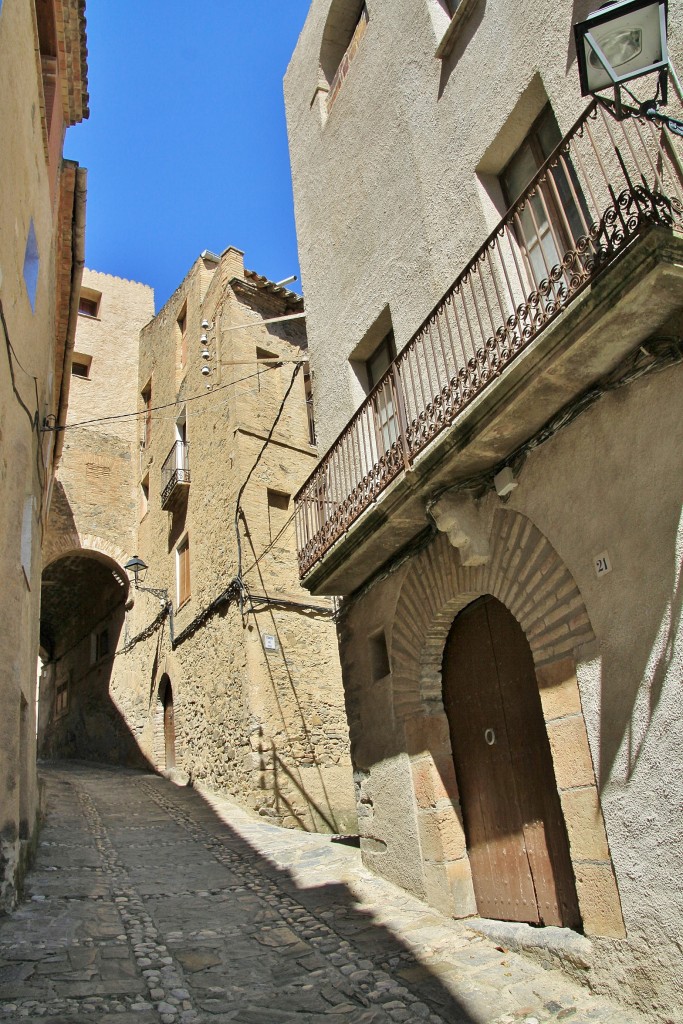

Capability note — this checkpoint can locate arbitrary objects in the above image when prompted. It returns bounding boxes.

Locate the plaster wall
[285,0,683,452]
[337,361,683,1021]
[0,0,81,909]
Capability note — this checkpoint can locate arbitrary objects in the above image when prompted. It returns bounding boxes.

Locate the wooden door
[163,683,176,769]
[443,596,580,928]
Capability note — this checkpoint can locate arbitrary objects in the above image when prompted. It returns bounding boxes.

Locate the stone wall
[127,249,355,832]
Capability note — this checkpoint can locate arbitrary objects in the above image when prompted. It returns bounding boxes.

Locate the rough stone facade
[0,0,88,911]
[285,2,683,1020]
[130,248,355,832]
[40,251,356,835]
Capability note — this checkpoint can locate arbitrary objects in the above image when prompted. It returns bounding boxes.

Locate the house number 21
[594,551,612,578]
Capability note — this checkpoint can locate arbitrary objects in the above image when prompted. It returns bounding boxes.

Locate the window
[71,352,92,378]
[174,409,189,481]
[267,489,291,545]
[366,331,399,453]
[304,365,316,445]
[23,220,39,314]
[35,0,65,198]
[178,302,187,368]
[256,346,280,395]
[500,106,587,292]
[90,627,110,664]
[140,474,150,519]
[78,289,101,318]
[369,630,390,681]
[141,380,152,448]
[366,330,396,390]
[176,536,191,608]
[323,2,369,110]
[55,677,69,718]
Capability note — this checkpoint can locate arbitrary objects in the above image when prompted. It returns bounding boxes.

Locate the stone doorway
[160,676,176,770]
[443,595,580,928]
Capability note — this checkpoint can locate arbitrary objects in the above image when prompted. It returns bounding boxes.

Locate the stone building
[285,1,683,1019]
[40,249,356,834]
[0,0,88,909]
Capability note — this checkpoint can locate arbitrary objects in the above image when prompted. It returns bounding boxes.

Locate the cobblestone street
[0,765,647,1024]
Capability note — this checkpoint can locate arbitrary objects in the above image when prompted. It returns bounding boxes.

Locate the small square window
[23,220,39,313]
[78,290,101,317]
[71,352,92,378]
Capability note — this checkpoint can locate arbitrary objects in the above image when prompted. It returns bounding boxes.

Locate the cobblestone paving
[0,764,647,1024]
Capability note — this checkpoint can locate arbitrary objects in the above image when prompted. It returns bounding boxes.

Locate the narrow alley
[0,764,647,1024]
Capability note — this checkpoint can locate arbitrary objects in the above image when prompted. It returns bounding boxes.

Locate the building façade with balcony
[40,249,356,836]
[285,1,683,1018]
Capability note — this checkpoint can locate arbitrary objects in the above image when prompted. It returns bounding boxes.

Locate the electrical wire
[1,298,47,526]
[45,362,297,432]
[233,362,303,609]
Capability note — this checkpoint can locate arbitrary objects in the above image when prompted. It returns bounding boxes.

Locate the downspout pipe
[53,163,87,470]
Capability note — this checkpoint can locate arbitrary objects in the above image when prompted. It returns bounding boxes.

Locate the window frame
[71,352,92,379]
[176,534,191,609]
[141,379,153,449]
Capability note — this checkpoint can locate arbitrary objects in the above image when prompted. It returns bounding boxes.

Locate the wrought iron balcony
[294,100,683,583]
[160,441,190,511]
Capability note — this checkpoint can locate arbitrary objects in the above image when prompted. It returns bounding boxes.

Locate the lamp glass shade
[124,555,148,584]
[575,0,668,95]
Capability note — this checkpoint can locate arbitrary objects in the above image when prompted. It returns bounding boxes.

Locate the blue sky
[64,2,312,312]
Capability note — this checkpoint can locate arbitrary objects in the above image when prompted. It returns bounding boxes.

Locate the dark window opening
[369,630,390,681]
[78,295,99,317]
[142,381,152,448]
[71,352,92,379]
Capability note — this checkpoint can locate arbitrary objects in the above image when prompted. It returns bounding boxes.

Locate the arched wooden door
[162,679,176,769]
[442,596,580,928]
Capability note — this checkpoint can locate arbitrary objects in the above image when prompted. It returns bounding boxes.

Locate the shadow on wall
[243,516,353,835]
[437,0,487,99]
[28,761,480,1024]
[598,503,683,786]
[39,552,154,772]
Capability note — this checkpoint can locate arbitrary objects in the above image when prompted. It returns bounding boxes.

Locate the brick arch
[43,531,130,579]
[389,509,624,938]
[391,508,595,720]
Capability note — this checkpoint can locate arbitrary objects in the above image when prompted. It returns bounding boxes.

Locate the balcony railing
[161,440,190,510]
[295,101,683,578]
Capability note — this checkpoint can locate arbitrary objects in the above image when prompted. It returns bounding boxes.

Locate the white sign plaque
[262,633,278,651]
[594,551,612,578]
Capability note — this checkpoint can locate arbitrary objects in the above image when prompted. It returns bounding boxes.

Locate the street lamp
[575,0,668,95]
[124,554,148,588]
[123,555,175,643]
[574,0,683,135]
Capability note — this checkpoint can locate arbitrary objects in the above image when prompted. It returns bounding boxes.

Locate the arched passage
[38,549,149,769]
